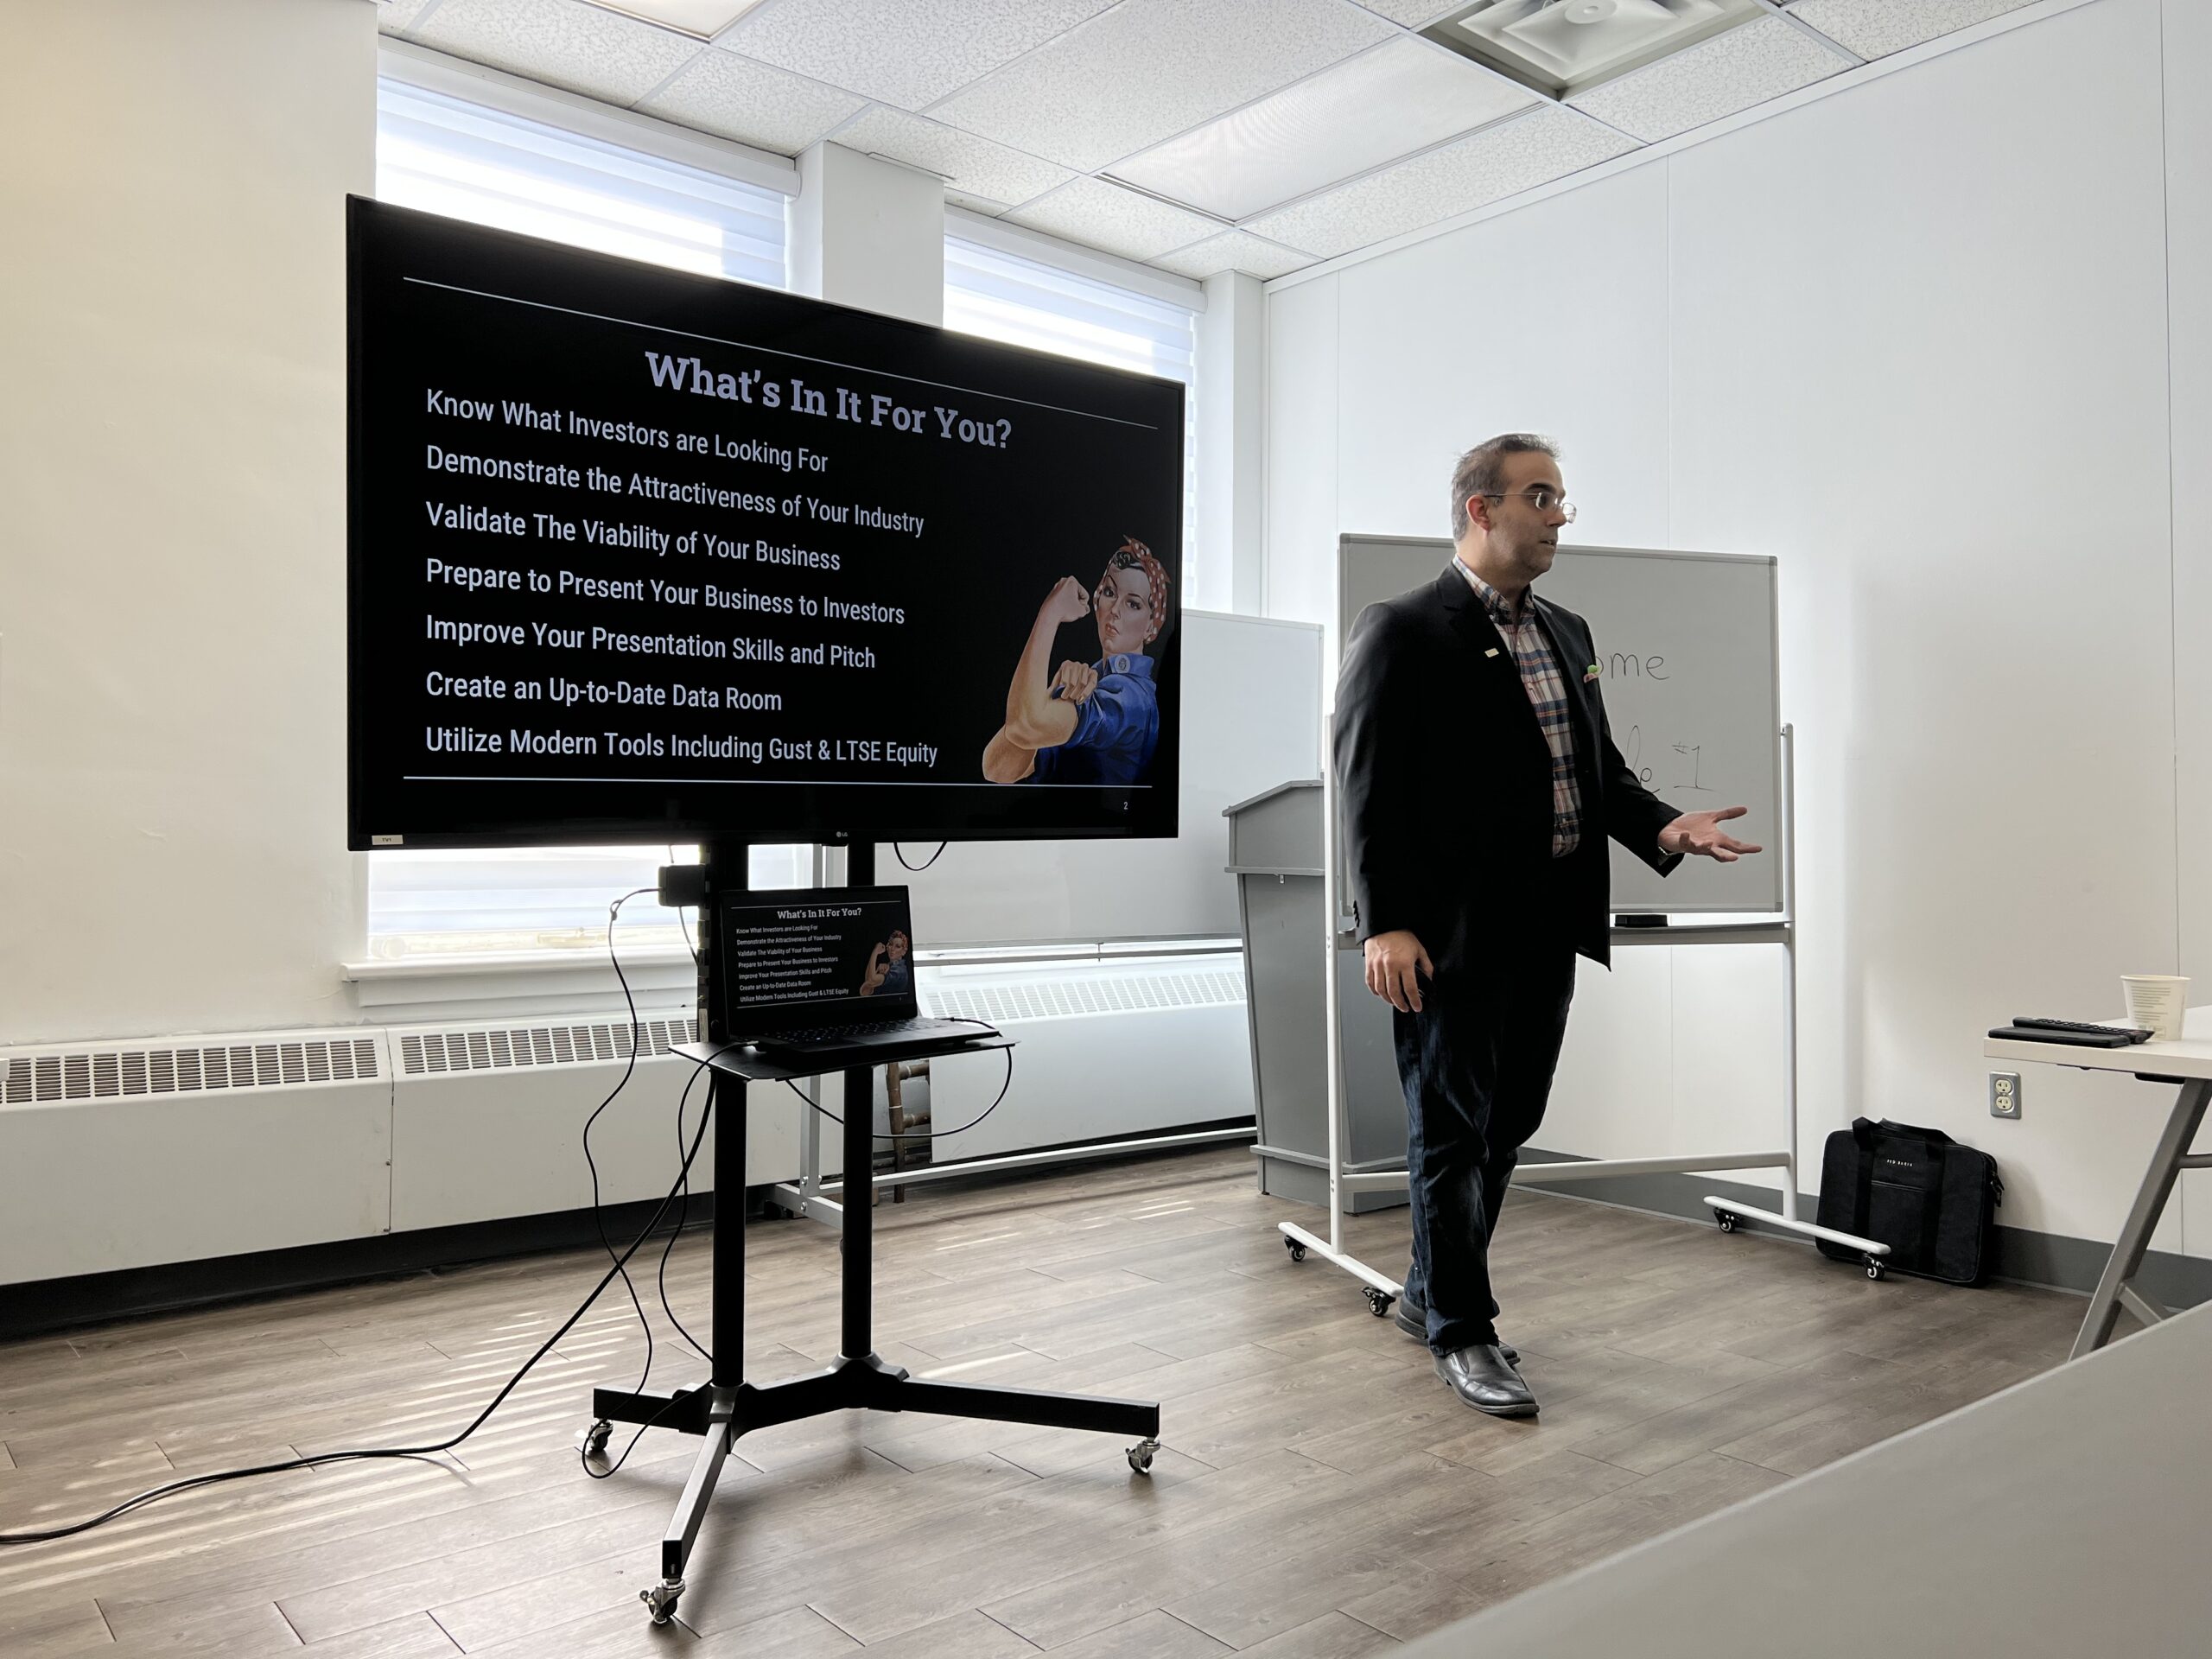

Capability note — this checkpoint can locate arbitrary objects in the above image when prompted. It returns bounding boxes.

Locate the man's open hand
[1364,930,1433,1014]
[1659,806,1764,862]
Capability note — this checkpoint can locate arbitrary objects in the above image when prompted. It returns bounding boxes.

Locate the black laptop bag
[1815,1118,2003,1285]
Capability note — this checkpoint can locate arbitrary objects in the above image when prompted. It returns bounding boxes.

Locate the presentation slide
[722,891,913,1020]
[347,198,1184,849]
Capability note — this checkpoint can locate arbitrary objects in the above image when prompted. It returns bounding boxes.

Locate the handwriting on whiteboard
[1625,726,1714,794]
[1605,652,1669,680]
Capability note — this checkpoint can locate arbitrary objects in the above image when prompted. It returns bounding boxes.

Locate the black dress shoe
[1393,1294,1516,1365]
[1435,1344,1538,1416]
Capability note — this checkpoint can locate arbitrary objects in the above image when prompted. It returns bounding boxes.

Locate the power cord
[594,887,711,1368]
[649,855,709,1361]
[892,842,948,871]
[666,845,701,965]
[0,1081,718,1546]
[585,890,681,1392]
[0,879,1013,1544]
[653,1063,711,1364]
[584,1073,714,1480]
[779,1036,1015,1142]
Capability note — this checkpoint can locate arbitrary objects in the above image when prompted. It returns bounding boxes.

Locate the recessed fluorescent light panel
[582,0,768,41]
[1107,38,1537,223]
[1422,0,1764,99]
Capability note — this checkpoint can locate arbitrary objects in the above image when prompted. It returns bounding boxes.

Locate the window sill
[343,946,697,1022]
[340,935,1244,1024]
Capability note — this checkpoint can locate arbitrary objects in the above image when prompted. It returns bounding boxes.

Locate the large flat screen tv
[347,197,1184,850]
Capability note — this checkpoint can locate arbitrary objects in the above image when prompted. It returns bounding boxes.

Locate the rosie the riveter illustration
[857,928,912,999]
[982,537,1171,786]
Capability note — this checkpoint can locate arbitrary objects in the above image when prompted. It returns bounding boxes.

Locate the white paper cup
[2121,975,2190,1040]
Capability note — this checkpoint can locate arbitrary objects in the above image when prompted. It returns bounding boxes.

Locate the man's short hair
[1449,434,1560,539]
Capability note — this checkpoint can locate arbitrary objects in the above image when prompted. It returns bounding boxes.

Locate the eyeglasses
[1479,488,1577,522]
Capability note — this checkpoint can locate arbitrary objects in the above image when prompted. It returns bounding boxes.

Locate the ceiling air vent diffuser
[1422,0,1764,99]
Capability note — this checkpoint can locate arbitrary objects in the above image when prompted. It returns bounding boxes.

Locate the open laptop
[717,884,993,1064]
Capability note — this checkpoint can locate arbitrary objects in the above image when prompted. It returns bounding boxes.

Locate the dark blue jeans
[1395,940,1578,1354]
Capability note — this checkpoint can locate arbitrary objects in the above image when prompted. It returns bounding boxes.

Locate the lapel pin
[1584,663,1601,682]
[1484,647,1500,658]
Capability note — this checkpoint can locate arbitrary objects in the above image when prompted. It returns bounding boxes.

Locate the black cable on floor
[0,1082,720,1547]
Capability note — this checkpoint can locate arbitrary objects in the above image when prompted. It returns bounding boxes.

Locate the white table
[1400,1299,2212,1657]
[1985,1005,2212,1358]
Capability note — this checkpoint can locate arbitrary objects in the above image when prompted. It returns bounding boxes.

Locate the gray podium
[1226,780,1407,1213]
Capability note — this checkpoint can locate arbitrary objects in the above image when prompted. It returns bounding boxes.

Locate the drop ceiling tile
[1357,0,1459,23]
[1243,103,1637,260]
[1788,0,2037,60]
[929,0,1396,175]
[1110,37,1536,221]
[829,106,1075,212]
[1005,176,1230,263]
[1569,15,1849,143]
[588,0,769,37]
[376,0,442,34]
[414,0,702,105]
[947,188,1017,217]
[1154,230,1319,282]
[724,0,1120,111]
[636,48,868,153]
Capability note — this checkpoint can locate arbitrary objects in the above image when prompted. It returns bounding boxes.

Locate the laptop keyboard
[775,1017,960,1045]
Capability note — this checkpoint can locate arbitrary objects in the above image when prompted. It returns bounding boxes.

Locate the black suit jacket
[1332,563,1684,971]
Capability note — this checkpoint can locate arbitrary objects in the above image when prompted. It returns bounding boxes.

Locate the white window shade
[944,238,1198,597]
[375,79,786,289]
[367,79,798,960]
[366,846,810,960]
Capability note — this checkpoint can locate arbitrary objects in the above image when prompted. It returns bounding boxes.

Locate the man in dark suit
[1333,434,1761,1416]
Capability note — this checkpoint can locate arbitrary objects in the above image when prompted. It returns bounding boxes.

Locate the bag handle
[1874,1118,1955,1148]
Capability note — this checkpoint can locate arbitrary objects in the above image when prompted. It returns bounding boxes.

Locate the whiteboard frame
[1334,535,1783,918]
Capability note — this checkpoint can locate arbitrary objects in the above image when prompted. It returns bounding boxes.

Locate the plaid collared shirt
[1457,560,1582,858]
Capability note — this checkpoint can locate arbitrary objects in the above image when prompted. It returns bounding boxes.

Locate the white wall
[0,3,1236,1053]
[2164,0,2212,1252]
[1268,0,2201,1249]
[0,0,377,1046]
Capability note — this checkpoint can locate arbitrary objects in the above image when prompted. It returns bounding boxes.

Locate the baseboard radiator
[0,1029,396,1287]
[0,954,1252,1288]
[909,953,1253,1160]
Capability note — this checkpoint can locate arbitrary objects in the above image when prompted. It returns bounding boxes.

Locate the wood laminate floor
[0,1147,2082,1657]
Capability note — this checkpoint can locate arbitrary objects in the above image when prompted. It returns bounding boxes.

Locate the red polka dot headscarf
[1103,537,1170,644]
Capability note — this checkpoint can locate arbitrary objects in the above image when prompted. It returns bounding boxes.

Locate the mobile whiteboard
[1337,537,1782,916]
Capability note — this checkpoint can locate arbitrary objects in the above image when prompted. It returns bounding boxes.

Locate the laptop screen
[718,886,918,1039]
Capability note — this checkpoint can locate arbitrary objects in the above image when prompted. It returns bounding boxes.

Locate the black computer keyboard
[2009,1017,2155,1043]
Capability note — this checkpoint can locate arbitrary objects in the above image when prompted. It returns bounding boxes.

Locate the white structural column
[779,148,943,1217]
[788,142,944,326]
[1197,270,1264,615]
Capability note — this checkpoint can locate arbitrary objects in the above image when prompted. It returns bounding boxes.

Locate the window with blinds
[374,78,785,287]
[367,77,799,960]
[944,238,1199,593]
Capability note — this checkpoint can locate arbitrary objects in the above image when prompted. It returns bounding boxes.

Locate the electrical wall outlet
[1990,1071,2021,1119]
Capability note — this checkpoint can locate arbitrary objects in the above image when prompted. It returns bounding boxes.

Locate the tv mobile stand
[586,839,1161,1626]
